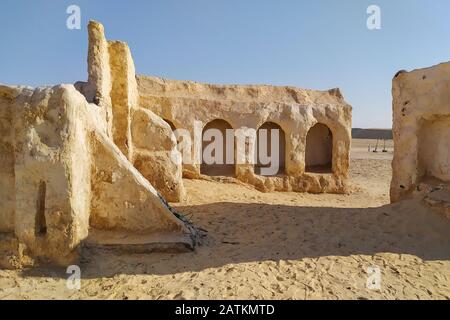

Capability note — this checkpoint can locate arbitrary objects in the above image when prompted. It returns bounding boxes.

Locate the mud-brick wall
[0,91,15,232]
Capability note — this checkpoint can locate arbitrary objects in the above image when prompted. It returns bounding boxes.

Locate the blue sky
[1,0,450,128]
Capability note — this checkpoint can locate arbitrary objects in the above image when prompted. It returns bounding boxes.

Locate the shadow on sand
[22,200,450,279]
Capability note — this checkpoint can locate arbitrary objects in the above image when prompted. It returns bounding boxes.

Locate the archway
[305,123,333,173]
[255,122,286,176]
[201,119,235,177]
[163,118,184,149]
[163,119,176,132]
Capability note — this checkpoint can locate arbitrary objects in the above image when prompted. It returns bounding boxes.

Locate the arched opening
[201,119,235,177]
[163,118,184,149]
[305,123,333,173]
[255,122,286,176]
[163,119,176,132]
[418,117,450,182]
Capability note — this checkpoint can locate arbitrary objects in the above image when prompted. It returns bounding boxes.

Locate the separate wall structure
[391,62,450,204]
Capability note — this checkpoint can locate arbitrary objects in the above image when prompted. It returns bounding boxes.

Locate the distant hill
[352,128,393,140]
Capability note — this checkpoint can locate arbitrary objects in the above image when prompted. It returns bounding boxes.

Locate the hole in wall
[35,181,47,237]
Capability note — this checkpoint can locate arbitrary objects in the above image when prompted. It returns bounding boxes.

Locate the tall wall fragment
[108,40,137,159]
[391,62,450,202]
[0,86,16,233]
[77,20,185,202]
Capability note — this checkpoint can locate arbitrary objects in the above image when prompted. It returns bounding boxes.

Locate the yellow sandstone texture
[0,21,196,268]
[0,20,352,268]
[138,76,352,193]
[391,62,450,219]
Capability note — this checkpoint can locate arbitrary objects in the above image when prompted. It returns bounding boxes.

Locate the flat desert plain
[1,139,449,300]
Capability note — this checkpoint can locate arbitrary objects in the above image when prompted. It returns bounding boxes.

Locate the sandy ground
[1,139,449,300]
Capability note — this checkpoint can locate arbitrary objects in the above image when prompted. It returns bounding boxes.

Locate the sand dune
[0,140,449,300]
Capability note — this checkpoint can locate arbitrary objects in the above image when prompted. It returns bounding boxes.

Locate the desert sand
[0,139,449,300]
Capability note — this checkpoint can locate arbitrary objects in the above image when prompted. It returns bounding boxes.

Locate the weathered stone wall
[131,108,186,202]
[1,19,354,267]
[11,85,91,265]
[108,40,137,159]
[137,76,352,193]
[78,21,185,202]
[0,83,196,268]
[0,87,16,232]
[391,62,450,202]
[80,21,351,197]
[90,125,185,232]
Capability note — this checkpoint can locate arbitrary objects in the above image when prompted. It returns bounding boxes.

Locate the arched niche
[305,123,333,173]
[201,119,235,177]
[255,122,286,176]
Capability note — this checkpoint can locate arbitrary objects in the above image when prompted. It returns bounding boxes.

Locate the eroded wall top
[137,75,350,107]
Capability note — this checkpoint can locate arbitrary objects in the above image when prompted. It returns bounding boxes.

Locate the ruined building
[138,76,352,193]
[0,21,352,268]
[391,62,450,219]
